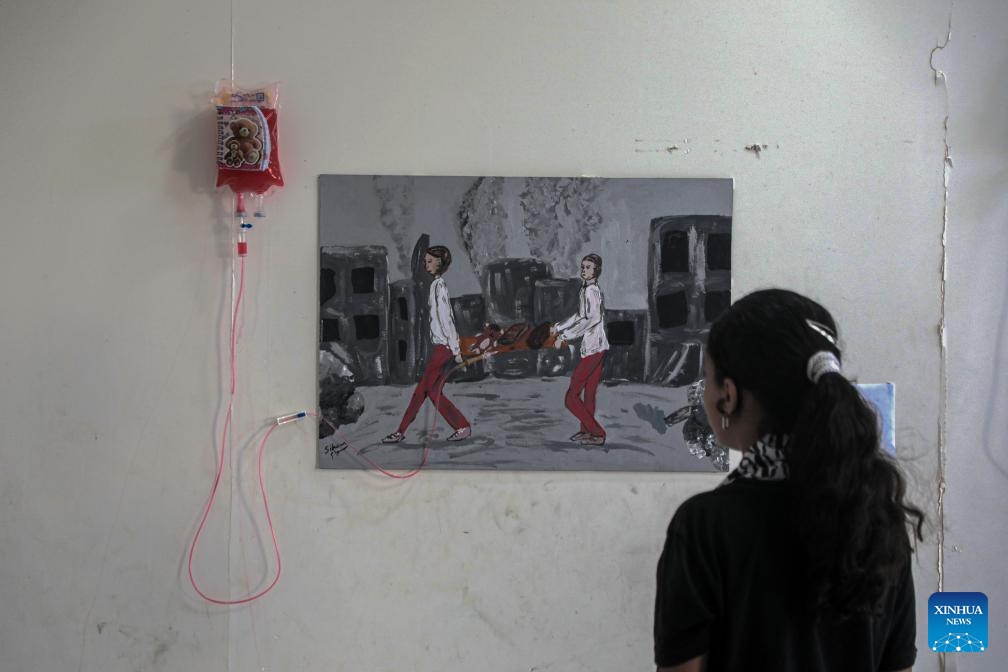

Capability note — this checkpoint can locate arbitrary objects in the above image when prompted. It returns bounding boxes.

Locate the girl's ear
[719,377,740,416]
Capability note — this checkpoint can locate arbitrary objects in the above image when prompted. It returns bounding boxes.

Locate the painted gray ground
[319,378,720,472]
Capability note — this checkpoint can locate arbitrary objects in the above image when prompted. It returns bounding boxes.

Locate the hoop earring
[721,415,730,431]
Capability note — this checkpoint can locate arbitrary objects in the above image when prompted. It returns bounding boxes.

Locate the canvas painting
[319,175,733,471]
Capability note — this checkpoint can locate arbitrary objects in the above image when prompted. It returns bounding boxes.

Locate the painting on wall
[318,175,733,472]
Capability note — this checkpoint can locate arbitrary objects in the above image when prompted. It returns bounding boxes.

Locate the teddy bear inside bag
[214,80,284,195]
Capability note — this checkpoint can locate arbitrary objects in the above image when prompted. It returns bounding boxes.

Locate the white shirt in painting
[428,276,460,357]
[556,282,609,357]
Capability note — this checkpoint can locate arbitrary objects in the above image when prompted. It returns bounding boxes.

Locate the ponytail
[707,289,925,617]
[788,372,924,616]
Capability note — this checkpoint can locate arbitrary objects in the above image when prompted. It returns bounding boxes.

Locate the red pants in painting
[565,351,606,438]
[397,345,469,434]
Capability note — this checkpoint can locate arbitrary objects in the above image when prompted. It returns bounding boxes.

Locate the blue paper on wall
[855,383,895,455]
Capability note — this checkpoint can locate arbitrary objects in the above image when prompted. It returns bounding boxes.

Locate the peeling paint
[634,138,690,155]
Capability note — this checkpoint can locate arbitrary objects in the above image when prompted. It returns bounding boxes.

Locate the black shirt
[654,479,917,671]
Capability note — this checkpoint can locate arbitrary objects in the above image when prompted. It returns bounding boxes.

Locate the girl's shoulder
[674,481,789,523]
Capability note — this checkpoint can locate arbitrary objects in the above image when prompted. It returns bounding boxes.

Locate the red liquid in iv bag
[214,82,284,196]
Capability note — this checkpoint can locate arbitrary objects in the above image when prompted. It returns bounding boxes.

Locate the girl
[553,253,609,445]
[654,289,924,672]
[383,245,471,443]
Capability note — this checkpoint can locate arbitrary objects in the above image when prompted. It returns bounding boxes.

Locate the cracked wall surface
[941,2,1008,671]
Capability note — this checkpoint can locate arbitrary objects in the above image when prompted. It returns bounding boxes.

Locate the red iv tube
[236,192,250,257]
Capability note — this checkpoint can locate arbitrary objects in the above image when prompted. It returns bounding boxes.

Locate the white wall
[0,1,1003,670]
[943,1,1008,666]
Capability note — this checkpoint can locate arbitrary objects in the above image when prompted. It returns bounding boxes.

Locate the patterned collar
[720,434,790,486]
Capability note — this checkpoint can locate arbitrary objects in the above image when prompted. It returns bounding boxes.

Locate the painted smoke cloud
[520,177,606,278]
[372,176,415,278]
[455,177,607,280]
[456,176,509,274]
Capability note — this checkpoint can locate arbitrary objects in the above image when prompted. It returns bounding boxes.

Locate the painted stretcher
[458,321,558,366]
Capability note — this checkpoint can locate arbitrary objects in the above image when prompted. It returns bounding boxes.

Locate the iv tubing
[187,250,286,605]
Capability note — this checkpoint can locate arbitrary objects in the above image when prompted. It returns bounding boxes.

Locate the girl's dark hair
[706,288,924,617]
[425,245,452,274]
[582,253,602,278]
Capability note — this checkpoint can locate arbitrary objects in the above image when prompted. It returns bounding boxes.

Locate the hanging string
[229,0,235,85]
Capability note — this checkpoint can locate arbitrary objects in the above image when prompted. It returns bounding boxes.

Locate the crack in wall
[929,7,952,672]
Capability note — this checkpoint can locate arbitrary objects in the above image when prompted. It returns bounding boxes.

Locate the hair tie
[807,351,841,383]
